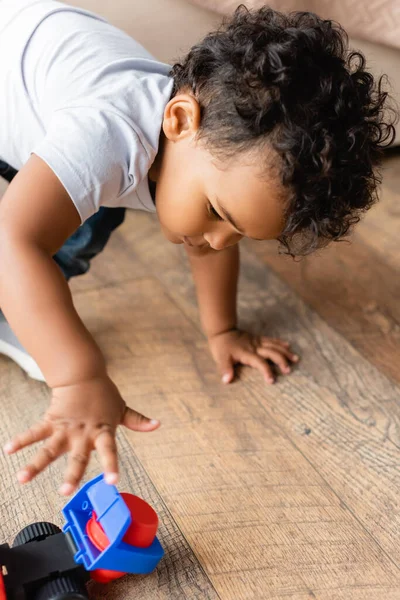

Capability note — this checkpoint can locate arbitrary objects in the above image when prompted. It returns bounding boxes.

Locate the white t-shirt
[0,0,174,223]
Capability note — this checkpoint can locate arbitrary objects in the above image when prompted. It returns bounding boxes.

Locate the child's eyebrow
[217,198,263,241]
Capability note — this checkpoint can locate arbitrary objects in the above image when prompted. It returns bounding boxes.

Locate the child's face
[150,92,285,254]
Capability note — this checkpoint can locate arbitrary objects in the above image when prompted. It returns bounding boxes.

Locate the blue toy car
[0,474,164,599]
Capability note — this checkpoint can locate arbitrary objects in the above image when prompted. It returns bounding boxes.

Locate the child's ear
[162,93,201,142]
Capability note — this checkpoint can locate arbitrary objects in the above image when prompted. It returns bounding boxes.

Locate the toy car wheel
[13,522,61,547]
[35,576,88,600]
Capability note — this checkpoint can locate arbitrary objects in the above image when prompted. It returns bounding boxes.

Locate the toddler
[0,0,395,495]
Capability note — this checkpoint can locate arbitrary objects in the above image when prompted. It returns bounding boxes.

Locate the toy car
[0,474,164,599]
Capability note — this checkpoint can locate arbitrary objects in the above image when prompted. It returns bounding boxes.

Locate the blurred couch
[67,0,399,144]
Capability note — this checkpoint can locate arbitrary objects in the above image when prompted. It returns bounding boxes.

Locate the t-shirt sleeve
[33,106,150,223]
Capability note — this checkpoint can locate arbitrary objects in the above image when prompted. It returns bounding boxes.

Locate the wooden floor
[0,152,399,599]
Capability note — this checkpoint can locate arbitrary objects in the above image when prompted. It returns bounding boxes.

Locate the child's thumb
[122,407,160,432]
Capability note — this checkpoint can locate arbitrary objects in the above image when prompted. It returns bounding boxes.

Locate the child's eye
[209,203,224,221]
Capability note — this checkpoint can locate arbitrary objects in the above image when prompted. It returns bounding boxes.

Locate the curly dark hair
[170,4,397,255]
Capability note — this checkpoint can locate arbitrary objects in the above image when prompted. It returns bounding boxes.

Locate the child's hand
[3,374,160,495]
[208,329,299,385]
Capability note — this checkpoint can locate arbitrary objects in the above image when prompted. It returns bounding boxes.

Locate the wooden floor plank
[355,153,400,272]
[1,156,399,599]
[245,234,400,386]
[237,250,400,565]
[69,266,400,599]
[0,291,219,600]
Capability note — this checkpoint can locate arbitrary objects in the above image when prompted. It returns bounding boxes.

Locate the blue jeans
[0,160,126,280]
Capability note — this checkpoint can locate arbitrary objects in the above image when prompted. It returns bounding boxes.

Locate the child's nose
[204,229,243,251]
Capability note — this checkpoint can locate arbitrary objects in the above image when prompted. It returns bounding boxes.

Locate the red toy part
[120,493,158,548]
[90,568,124,584]
[87,493,159,584]
[86,516,125,584]
[0,571,6,600]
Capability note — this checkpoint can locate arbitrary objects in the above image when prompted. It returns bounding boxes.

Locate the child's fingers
[94,428,119,485]
[16,431,66,484]
[259,340,299,364]
[256,346,292,375]
[4,421,52,455]
[241,353,275,384]
[60,439,91,496]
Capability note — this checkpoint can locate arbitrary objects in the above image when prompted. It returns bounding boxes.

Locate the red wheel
[86,516,125,583]
[87,493,158,550]
[0,570,7,600]
[90,569,124,584]
[86,493,159,584]
[120,493,158,548]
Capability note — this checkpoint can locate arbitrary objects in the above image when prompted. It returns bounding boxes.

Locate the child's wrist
[47,347,107,389]
[207,325,238,341]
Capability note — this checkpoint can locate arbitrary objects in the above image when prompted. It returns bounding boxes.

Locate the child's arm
[0,155,103,384]
[186,244,299,384]
[0,154,159,494]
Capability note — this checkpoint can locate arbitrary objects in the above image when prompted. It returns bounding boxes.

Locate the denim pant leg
[0,160,18,183]
[0,160,126,280]
[53,206,126,280]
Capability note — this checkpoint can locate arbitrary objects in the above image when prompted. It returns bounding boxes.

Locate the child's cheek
[157,197,204,238]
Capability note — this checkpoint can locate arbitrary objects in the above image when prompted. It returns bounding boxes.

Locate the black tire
[13,522,61,547]
[35,576,88,600]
